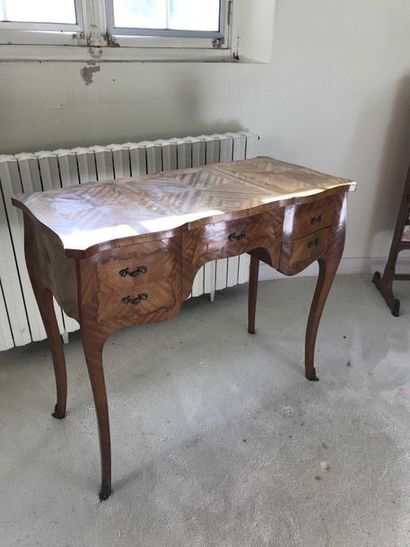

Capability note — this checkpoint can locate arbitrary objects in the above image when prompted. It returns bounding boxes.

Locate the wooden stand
[373,163,410,316]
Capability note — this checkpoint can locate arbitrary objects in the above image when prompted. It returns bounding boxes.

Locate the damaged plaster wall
[80,61,101,86]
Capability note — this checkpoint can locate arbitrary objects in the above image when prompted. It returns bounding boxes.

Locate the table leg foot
[52,404,66,419]
[99,482,112,501]
[305,370,319,381]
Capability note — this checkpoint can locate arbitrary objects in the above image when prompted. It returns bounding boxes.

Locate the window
[0,0,231,57]
[0,0,276,64]
[107,0,224,38]
[0,0,82,30]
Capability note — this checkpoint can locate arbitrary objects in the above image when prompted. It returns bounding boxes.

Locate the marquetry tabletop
[13,157,355,255]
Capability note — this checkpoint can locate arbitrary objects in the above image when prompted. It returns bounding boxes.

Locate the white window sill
[0,43,235,62]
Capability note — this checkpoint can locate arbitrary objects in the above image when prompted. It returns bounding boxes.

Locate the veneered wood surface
[279,193,347,275]
[12,156,355,258]
[13,156,356,501]
[96,237,182,324]
[282,192,345,240]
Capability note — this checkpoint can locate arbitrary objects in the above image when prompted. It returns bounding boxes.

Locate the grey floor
[1,275,409,547]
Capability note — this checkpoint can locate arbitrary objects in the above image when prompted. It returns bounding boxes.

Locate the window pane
[112,0,221,31]
[0,0,77,24]
[169,0,220,31]
[113,0,167,29]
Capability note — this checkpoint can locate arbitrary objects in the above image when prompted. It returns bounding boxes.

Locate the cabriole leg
[41,289,68,419]
[24,216,67,419]
[305,246,343,381]
[81,331,111,501]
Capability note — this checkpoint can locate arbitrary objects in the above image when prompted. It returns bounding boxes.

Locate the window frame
[105,0,226,41]
[0,0,229,49]
[0,0,84,41]
[0,0,272,63]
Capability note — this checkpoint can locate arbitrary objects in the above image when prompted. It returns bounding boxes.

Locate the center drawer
[188,210,283,267]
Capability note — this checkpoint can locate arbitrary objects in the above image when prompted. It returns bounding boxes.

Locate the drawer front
[97,239,180,293]
[97,280,179,323]
[283,193,345,240]
[96,238,182,323]
[279,226,335,275]
[189,210,284,267]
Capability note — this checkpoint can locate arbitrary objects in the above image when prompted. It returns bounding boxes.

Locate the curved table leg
[305,245,344,381]
[81,330,111,501]
[24,219,67,419]
[248,255,260,334]
[40,289,68,419]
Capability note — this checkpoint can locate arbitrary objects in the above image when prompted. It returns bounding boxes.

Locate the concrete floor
[0,275,409,547]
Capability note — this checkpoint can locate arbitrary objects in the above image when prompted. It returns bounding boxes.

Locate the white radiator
[0,132,259,351]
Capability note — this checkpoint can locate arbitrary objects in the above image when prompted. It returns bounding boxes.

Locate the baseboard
[258,256,410,281]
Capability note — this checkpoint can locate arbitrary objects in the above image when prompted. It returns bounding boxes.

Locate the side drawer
[97,280,179,323]
[283,193,345,240]
[95,237,182,323]
[97,239,180,294]
[279,226,335,275]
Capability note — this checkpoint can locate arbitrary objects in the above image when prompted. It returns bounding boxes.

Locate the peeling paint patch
[105,33,120,47]
[80,62,100,86]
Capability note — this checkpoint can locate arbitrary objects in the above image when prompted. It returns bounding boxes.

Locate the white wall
[1,0,409,267]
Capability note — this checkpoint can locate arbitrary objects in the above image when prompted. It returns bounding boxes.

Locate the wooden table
[12,156,356,500]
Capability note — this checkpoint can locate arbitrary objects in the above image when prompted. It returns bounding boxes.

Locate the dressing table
[12,156,356,499]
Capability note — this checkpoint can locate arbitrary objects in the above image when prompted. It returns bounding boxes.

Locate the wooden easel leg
[305,248,343,381]
[372,222,402,317]
[248,255,260,334]
[81,331,111,501]
[24,218,67,419]
[373,163,410,316]
[372,271,400,317]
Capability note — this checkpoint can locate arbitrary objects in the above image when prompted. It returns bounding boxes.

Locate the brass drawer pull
[310,215,322,225]
[121,293,148,305]
[307,237,320,249]
[228,230,248,242]
[119,266,147,278]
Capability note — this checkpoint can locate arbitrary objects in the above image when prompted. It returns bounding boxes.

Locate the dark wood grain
[24,216,68,419]
[96,237,182,323]
[279,226,336,275]
[248,255,259,335]
[373,161,410,316]
[12,156,356,500]
[304,224,345,381]
[78,256,112,500]
[282,192,345,240]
